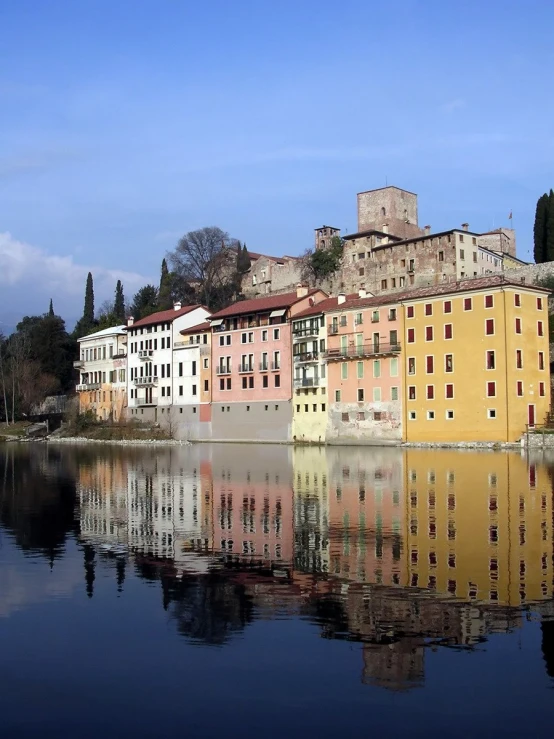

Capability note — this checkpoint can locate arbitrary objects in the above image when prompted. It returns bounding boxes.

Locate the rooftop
[294,294,359,319]
[209,289,322,320]
[180,321,211,335]
[130,304,205,329]
[78,325,127,342]
[357,185,417,197]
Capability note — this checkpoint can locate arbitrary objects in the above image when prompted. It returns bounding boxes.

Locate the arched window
[381,207,386,217]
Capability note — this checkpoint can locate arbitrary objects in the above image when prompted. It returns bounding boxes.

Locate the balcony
[73,360,84,369]
[328,324,339,335]
[134,376,158,386]
[259,362,269,372]
[324,342,401,360]
[293,351,319,363]
[76,382,101,392]
[216,366,232,376]
[294,377,321,388]
[238,364,254,373]
[138,350,153,360]
[271,361,281,371]
[292,325,320,338]
[113,352,126,360]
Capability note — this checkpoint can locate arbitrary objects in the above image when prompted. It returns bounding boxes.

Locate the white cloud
[0,231,153,318]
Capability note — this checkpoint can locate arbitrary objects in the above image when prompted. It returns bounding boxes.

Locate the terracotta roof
[325,275,550,313]
[180,321,211,335]
[294,294,359,319]
[130,304,204,328]
[209,290,322,320]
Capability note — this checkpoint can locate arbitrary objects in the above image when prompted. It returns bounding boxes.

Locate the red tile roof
[180,321,211,335]
[130,304,204,328]
[209,290,321,320]
[294,294,359,319]
[323,275,549,314]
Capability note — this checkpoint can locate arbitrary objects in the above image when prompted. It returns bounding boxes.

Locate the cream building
[75,325,127,421]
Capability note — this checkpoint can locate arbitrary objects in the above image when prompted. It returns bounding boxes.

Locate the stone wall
[241,256,303,299]
[477,228,516,258]
[504,261,554,285]
[357,187,423,239]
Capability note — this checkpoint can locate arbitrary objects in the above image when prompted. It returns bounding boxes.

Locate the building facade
[76,326,127,421]
[171,321,212,439]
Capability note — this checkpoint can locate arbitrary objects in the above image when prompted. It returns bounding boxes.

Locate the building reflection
[73,444,554,688]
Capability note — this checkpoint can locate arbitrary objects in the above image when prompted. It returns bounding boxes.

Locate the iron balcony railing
[76,382,101,391]
[216,366,232,375]
[271,361,281,370]
[73,360,84,369]
[134,376,158,386]
[138,349,153,360]
[328,324,339,335]
[293,351,319,363]
[238,364,254,373]
[324,342,401,360]
[259,361,269,371]
[293,377,321,388]
[292,325,320,338]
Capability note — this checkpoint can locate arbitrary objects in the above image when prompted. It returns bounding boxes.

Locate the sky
[1,0,554,332]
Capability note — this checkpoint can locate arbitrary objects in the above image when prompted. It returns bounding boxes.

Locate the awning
[210,319,224,327]
[269,309,286,318]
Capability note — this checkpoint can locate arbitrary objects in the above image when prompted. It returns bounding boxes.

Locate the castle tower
[314,225,341,251]
[357,186,423,240]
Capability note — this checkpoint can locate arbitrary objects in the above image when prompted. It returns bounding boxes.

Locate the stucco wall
[211,400,292,441]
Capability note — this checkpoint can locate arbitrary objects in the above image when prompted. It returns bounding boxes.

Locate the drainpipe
[400,301,408,443]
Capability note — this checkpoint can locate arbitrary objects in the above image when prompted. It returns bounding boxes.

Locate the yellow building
[400,276,551,442]
[403,449,553,607]
[76,326,128,421]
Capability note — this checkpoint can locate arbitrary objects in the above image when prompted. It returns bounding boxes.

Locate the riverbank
[47,436,191,446]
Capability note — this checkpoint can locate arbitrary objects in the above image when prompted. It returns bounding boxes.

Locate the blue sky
[1,0,553,330]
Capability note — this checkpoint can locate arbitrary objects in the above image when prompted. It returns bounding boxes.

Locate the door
[340,335,348,356]
[356,333,363,357]
[373,332,380,352]
[528,404,535,427]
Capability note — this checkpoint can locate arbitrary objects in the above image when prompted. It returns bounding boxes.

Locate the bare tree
[0,334,8,426]
[168,227,239,309]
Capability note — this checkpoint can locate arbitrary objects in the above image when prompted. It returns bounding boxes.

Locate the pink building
[208,287,327,441]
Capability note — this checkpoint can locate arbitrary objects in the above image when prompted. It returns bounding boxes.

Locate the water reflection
[2,442,554,693]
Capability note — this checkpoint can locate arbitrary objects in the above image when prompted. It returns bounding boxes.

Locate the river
[1,442,553,737]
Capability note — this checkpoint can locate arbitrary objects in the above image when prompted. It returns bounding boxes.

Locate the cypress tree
[114,280,125,323]
[241,244,251,272]
[547,190,554,263]
[84,272,94,326]
[48,299,54,316]
[158,258,173,310]
[534,192,550,263]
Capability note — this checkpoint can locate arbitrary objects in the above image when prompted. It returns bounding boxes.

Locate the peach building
[208,287,327,441]
[325,291,403,442]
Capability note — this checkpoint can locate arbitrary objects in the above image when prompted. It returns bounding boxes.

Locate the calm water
[1,443,554,738]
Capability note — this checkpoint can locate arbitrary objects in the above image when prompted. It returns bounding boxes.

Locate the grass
[0,421,32,438]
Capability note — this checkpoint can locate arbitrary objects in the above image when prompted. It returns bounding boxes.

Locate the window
[488,409,497,419]
[425,303,433,316]
[391,386,398,401]
[409,411,416,420]
[538,321,544,337]
[341,412,349,422]
[408,386,416,400]
[357,389,364,402]
[381,279,387,290]
[408,328,415,343]
[373,360,381,378]
[445,354,453,372]
[446,410,454,420]
[515,318,522,334]
[408,357,416,375]
[445,384,454,399]
[487,381,496,397]
[192,384,197,396]
[357,361,364,379]
[517,381,523,397]
[220,379,225,390]
[407,306,414,318]
[204,380,209,392]
[262,375,268,388]
[388,308,397,320]
[242,377,248,389]
[460,249,465,259]
[341,363,348,380]
[226,378,231,390]
[322,403,326,412]
[179,385,183,396]
[444,323,453,339]
[203,358,209,369]
[515,294,521,307]
[192,361,197,376]
[473,251,478,262]
[371,310,380,323]
[274,375,281,387]
[219,336,225,346]
[373,387,381,401]
[486,319,495,335]
[464,298,472,311]
[427,385,434,400]
[516,349,522,369]
[273,328,280,340]
[427,410,435,420]
[443,300,452,314]
[540,382,546,397]
[438,251,444,262]
[262,330,268,342]
[538,297,543,310]
[425,326,433,341]
[241,332,247,343]
[249,376,254,389]
[390,357,398,377]
[178,362,183,377]
[485,295,494,308]
[355,312,363,325]
[539,351,545,370]
[426,356,434,374]
[335,390,341,402]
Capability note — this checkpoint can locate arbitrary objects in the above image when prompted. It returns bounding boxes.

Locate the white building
[126,302,210,424]
[75,325,127,420]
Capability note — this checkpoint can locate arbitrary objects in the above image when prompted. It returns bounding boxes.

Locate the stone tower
[357,186,424,240]
[314,225,341,251]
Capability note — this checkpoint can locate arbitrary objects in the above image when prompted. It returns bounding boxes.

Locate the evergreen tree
[534,192,551,264]
[130,285,159,320]
[547,190,554,263]
[114,280,125,323]
[73,272,96,338]
[158,258,173,310]
[237,243,251,273]
[48,299,54,317]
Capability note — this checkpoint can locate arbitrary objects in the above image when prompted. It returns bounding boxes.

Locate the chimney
[461,223,469,232]
[424,225,431,235]
[358,287,366,298]
[337,292,346,305]
[296,284,308,298]
[127,316,134,327]
[382,223,389,234]
[173,301,182,311]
